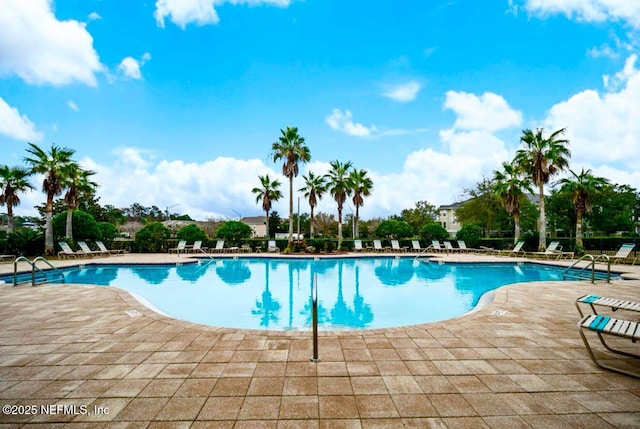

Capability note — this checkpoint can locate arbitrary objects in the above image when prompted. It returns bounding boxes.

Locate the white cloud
[0,0,102,86]
[543,54,640,173]
[522,0,640,28]
[88,12,102,21]
[442,91,523,132]
[154,0,291,29]
[382,81,422,102]
[0,97,43,141]
[67,100,79,112]
[325,109,377,137]
[117,53,151,80]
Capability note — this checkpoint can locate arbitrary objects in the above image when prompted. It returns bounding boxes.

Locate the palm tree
[24,143,76,255]
[251,174,282,238]
[271,126,311,243]
[299,172,326,238]
[555,168,609,250]
[325,160,353,249]
[0,166,34,234]
[349,168,373,238]
[492,160,534,244]
[514,128,570,251]
[62,164,98,240]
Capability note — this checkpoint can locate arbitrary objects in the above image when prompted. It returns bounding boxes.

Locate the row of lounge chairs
[168,240,281,255]
[58,241,126,259]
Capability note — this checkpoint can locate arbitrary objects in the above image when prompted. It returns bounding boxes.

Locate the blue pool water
[4,257,606,330]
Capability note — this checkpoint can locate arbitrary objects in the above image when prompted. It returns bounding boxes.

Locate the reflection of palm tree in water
[300,261,328,326]
[252,260,281,327]
[330,262,373,328]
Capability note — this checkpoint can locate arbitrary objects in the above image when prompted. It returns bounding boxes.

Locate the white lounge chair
[96,241,126,255]
[211,240,225,253]
[443,241,462,253]
[58,242,83,259]
[611,243,637,265]
[169,240,187,254]
[0,254,16,263]
[267,240,280,253]
[527,241,573,260]
[78,241,107,256]
[411,240,422,252]
[353,240,364,252]
[190,240,209,255]
[493,241,525,257]
[428,240,447,253]
[373,240,387,252]
[391,240,407,252]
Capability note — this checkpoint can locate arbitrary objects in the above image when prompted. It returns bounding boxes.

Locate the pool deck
[1,252,639,428]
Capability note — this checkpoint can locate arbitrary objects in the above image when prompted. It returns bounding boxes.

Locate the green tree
[268,211,286,238]
[492,160,534,244]
[176,224,208,242]
[547,188,576,237]
[375,220,413,239]
[271,126,311,243]
[514,128,571,250]
[252,174,282,238]
[53,210,101,242]
[135,222,171,252]
[587,184,638,235]
[455,224,482,247]
[419,223,449,241]
[24,143,76,255]
[0,166,34,234]
[400,200,438,233]
[326,160,353,249]
[349,168,373,238]
[299,171,326,238]
[556,168,609,248]
[62,164,98,241]
[215,220,252,246]
[455,178,508,237]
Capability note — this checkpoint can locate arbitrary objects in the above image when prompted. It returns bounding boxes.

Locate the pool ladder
[563,254,610,284]
[12,256,65,286]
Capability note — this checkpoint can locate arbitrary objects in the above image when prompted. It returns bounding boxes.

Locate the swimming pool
[4,257,608,330]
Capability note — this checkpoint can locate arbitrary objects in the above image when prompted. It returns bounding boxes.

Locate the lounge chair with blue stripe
[611,243,637,265]
[576,295,640,318]
[578,314,640,378]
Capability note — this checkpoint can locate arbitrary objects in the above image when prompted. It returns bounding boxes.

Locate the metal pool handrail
[13,256,65,286]
[563,253,610,283]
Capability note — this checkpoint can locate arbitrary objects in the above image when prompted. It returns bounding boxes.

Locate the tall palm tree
[24,143,76,255]
[271,126,311,243]
[349,168,373,238]
[555,168,609,250]
[299,172,326,238]
[62,164,98,240]
[251,174,282,238]
[514,128,570,251]
[492,160,533,244]
[0,166,34,234]
[325,160,353,249]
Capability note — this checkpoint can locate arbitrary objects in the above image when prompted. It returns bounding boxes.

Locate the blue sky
[1,0,639,220]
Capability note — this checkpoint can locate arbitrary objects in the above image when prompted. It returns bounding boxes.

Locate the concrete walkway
[1,253,639,428]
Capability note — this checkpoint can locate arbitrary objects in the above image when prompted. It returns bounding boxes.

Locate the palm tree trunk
[265,210,270,238]
[7,204,14,234]
[354,205,360,238]
[538,182,546,251]
[65,209,73,240]
[288,176,294,243]
[337,206,343,250]
[513,212,521,244]
[310,206,315,238]
[575,210,583,249]
[45,211,54,255]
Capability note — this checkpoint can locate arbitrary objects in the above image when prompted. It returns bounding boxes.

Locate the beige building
[437,201,465,236]
[241,216,267,238]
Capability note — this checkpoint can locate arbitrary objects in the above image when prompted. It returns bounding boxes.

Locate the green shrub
[215,221,252,246]
[135,222,171,252]
[97,222,119,242]
[375,220,413,239]
[52,210,101,241]
[176,224,208,242]
[418,222,449,241]
[6,229,44,256]
[456,224,482,247]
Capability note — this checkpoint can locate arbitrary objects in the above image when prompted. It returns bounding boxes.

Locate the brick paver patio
[1,253,639,428]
